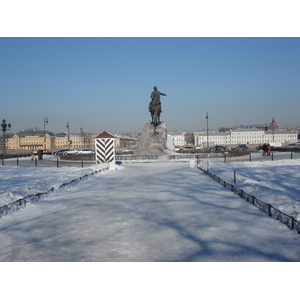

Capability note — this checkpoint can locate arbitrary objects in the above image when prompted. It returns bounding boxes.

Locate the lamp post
[206,113,209,151]
[66,122,70,147]
[272,117,275,143]
[1,119,11,157]
[44,117,49,151]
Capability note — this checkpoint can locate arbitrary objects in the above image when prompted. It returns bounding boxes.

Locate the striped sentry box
[95,131,115,164]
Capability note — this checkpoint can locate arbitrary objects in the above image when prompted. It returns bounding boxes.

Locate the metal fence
[2,151,300,166]
[197,166,300,234]
[1,156,96,168]
[116,154,193,161]
[2,152,300,232]
[0,167,108,218]
[116,151,300,163]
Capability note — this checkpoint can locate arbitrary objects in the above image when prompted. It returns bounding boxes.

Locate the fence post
[17,158,19,166]
[57,157,59,168]
[81,157,84,168]
[272,152,274,161]
[2,158,4,166]
[291,152,293,159]
[224,154,227,163]
[35,158,37,167]
[249,153,251,162]
[234,170,236,183]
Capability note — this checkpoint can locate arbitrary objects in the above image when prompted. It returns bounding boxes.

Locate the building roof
[169,131,186,136]
[233,124,267,129]
[265,130,296,135]
[55,132,67,137]
[232,128,262,132]
[95,131,114,139]
[15,130,55,137]
[196,131,231,136]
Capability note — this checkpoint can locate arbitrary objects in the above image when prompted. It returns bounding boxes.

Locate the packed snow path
[0,162,299,262]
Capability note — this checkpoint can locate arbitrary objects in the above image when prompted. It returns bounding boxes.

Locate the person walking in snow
[262,143,267,156]
[30,150,35,161]
[266,144,271,156]
[37,149,43,160]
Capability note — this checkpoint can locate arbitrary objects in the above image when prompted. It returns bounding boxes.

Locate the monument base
[136,122,168,155]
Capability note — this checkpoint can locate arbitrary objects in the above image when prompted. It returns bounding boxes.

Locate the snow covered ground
[0,157,300,261]
[1,157,300,298]
[0,161,107,207]
[2,154,300,222]
[198,159,300,221]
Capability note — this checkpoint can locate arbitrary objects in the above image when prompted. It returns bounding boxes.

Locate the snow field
[199,159,300,221]
[0,163,108,207]
[1,160,300,300]
[0,161,299,263]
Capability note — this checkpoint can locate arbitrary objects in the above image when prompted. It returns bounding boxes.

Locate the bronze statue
[148,86,167,126]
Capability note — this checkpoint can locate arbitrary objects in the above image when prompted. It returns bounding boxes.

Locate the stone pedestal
[136,122,168,155]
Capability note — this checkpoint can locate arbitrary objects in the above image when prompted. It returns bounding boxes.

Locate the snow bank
[199,159,300,221]
[0,164,108,207]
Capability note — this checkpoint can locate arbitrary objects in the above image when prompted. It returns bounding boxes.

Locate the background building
[7,129,95,151]
[8,130,55,150]
[168,131,186,147]
[194,128,297,147]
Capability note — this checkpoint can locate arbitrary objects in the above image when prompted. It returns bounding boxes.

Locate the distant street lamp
[272,117,275,143]
[1,119,11,156]
[44,117,49,151]
[206,113,209,150]
[66,122,70,146]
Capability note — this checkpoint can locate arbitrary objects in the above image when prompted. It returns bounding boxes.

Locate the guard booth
[95,131,115,170]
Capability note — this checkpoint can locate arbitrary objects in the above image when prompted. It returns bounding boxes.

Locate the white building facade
[194,128,297,147]
[168,131,187,147]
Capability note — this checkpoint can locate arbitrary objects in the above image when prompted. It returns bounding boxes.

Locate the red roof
[95,131,114,139]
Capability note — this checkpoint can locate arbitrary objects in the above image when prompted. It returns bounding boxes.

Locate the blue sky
[1,37,299,134]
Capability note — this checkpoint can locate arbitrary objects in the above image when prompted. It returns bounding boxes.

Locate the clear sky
[1,0,299,135]
[1,37,299,134]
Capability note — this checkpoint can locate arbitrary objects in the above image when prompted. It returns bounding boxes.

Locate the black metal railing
[116,151,300,163]
[1,156,96,167]
[0,167,108,218]
[197,166,300,234]
[2,151,300,166]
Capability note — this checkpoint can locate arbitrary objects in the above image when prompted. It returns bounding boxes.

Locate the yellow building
[8,130,55,150]
[7,130,97,151]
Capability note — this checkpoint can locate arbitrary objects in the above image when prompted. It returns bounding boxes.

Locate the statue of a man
[148,86,167,125]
